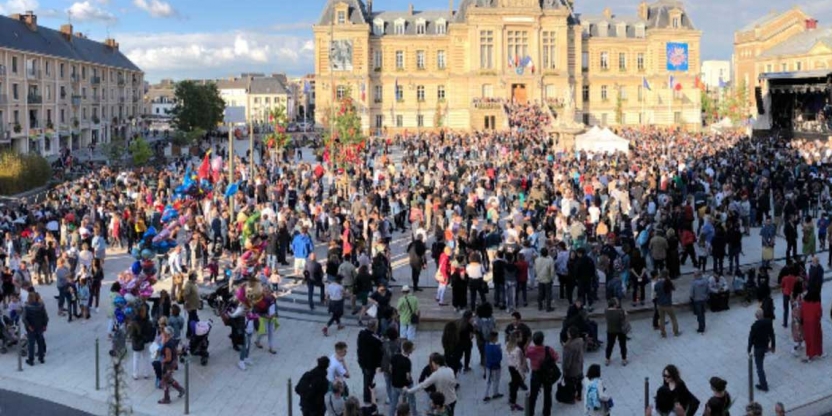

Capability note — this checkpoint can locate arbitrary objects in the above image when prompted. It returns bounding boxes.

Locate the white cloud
[0,0,39,14]
[119,31,314,80]
[67,1,117,23]
[132,0,177,18]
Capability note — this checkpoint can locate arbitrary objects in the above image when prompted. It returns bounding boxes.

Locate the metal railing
[27,69,42,80]
[27,94,43,104]
[119,97,126,104]
[117,78,126,86]
[70,74,80,83]
[71,95,81,106]
[91,76,101,85]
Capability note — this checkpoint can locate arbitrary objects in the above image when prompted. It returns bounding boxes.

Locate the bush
[0,152,53,195]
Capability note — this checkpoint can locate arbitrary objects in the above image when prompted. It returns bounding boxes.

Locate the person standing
[323,275,345,336]
[292,226,314,276]
[506,331,528,412]
[807,256,824,298]
[482,331,503,403]
[655,271,681,338]
[23,292,48,366]
[389,340,417,416]
[784,217,798,262]
[305,252,325,310]
[800,290,823,362]
[397,285,420,341]
[406,235,427,292]
[747,308,775,392]
[689,271,709,334]
[760,217,776,269]
[157,327,185,404]
[562,326,585,403]
[525,331,558,416]
[781,270,798,328]
[604,299,628,366]
[649,230,668,271]
[298,356,331,416]
[182,272,200,339]
[406,353,458,416]
[534,247,555,312]
[358,319,384,403]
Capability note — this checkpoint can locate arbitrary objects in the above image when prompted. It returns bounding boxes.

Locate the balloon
[143,227,157,240]
[124,293,136,304]
[224,182,239,198]
[115,309,125,324]
[124,306,135,318]
[131,261,141,276]
[113,296,126,307]
[131,248,140,259]
[140,287,154,298]
[141,249,154,260]
[174,185,188,195]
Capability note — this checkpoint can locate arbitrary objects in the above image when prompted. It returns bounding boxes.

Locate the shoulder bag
[406,297,420,325]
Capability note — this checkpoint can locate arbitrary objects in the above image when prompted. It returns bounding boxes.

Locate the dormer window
[416,19,426,35]
[373,19,385,36]
[435,19,446,34]
[394,19,406,35]
[635,24,645,38]
[337,10,346,25]
[669,10,683,29]
[672,17,680,28]
[617,23,627,37]
[598,22,609,37]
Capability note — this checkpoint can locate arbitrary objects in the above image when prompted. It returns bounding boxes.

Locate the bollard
[17,325,22,372]
[747,353,754,403]
[184,359,190,415]
[95,338,100,390]
[287,378,293,416]
[644,377,649,410]
[524,393,531,416]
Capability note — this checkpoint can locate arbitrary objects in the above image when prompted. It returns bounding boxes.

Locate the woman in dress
[802,216,817,256]
[790,280,804,356]
[801,289,823,362]
[665,229,681,280]
[451,254,468,312]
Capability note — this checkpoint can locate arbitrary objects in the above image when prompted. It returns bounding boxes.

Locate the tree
[172,128,206,147]
[324,92,364,167]
[128,137,153,166]
[615,86,624,125]
[264,104,291,150]
[102,136,126,163]
[171,81,225,133]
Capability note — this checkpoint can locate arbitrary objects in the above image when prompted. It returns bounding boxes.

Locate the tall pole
[249,114,254,178]
[329,17,335,172]
[228,123,235,214]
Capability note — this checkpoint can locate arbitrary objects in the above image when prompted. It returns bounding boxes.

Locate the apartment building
[0,11,144,155]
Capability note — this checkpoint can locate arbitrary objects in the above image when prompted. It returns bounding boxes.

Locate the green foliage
[128,137,153,166]
[102,137,127,162]
[701,92,717,125]
[171,80,225,133]
[615,88,624,124]
[323,90,365,166]
[0,152,52,195]
[264,104,291,149]
[172,128,206,147]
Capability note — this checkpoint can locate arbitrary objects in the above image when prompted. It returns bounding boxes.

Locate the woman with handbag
[662,364,700,416]
[604,298,628,366]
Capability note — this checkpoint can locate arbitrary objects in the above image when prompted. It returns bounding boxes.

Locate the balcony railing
[71,95,81,106]
[27,94,43,104]
[132,79,140,86]
[119,97,126,104]
[91,95,101,104]
[91,76,101,85]
[29,120,40,129]
[132,96,140,103]
[70,74,80,83]
[118,78,126,86]
[27,69,42,80]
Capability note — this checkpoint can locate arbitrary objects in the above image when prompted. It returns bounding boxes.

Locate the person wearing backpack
[582,364,612,415]
[526,331,560,416]
[297,356,331,416]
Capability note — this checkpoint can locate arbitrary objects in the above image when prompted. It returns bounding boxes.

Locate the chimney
[603,7,612,20]
[449,0,454,15]
[409,3,414,16]
[17,11,37,30]
[806,19,818,30]
[638,1,648,20]
[367,0,372,16]
[60,24,73,40]
[104,38,119,50]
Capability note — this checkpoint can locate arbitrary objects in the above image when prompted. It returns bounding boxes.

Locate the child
[206,257,219,284]
[483,331,503,402]
[67,279,80,322]
[426,391,449,416]
[695,234,709,272]
[269,269,282,293]
[77,276,91,320]
[168,304,185,343]
[506,331,527,411]
[6,294,21,326]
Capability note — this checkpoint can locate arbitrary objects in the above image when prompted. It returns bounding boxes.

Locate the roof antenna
[67,9,72,26]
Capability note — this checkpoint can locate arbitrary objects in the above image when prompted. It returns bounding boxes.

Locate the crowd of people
[0,100,830,415]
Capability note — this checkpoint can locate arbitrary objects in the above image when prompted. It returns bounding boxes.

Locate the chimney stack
[638,1,648,20]
[105,38,119,50]
[806,19,818,30]
[60,24,73,40]
[17,11,37,30]
[409,3,414,16]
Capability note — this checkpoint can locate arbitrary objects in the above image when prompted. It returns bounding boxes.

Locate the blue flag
[642,77,651,91]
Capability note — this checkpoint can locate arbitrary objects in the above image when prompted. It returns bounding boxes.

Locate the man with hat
[397,285,420,341]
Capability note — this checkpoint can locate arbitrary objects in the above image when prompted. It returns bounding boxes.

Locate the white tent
[575,126,630,154]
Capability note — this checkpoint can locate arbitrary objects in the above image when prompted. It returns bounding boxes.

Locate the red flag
[197,150,211,181]
[674,82,682,91]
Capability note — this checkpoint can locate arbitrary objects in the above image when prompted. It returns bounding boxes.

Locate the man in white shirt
[326,342,350,384]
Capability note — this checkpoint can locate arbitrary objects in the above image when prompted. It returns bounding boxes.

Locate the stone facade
[314,0,702,134]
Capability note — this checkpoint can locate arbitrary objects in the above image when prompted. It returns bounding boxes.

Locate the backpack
[539,347,561,385]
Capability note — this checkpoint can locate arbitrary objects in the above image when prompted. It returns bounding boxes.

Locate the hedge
[0,152,53,195]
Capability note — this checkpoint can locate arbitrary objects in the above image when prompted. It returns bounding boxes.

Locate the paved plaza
[1,221,832,416]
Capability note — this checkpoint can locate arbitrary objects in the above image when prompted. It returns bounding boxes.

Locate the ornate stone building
[314,0,702,134]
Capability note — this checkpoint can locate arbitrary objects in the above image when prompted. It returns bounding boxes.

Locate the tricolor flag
[668,75,681,91]
[508,55,514,68]
[360,82,366,102]
[694,76,704,91]
[303,81,311,94]
[642,77,652,91]
[718,77,727,89]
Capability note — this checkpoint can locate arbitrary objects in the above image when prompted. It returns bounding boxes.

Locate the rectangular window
[482,84,493,98]
[480,30,494,69]
[620,113,626,124]
[620,86,628,100]
[437,85,446,101]
[600,52,609,70]
[436,22,446,35]
[336,86,347,100]
[395,23,405,35]
[437,50,446,70]
[506,30,529,67]
[601,113,608,125]
[374,85,383,103]
[765,64,772,73]
[582,85,589,102]
[416,23,426,35]
[373,49,383,70]
[674,111,682,123]
[781,63,787,72]
[12,84,18,100]
[542,31,556,70]
[417,115,424,127]
[545,84,555,99]
[396,115,403,127]
[60,63,65,78]
[45,61,50,76]
[396,51,404,70]
[395,85,403,101]
[11,57,17,73]
[60,86,66,98]
[337,11,346,25]
[60,109,65,123]
[374,22,384,36]
[375,115,383,128]
[416,51,425,70]
[618,53,626,71]
[601,85,608,101]
[797,62,802,71]
[637,53,645,71]
[672,17,680,28]
[582,52,589,71]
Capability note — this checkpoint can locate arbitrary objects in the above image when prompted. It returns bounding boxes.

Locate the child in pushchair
[731,269,757,305]
[0,312,24,355]
[182,320,212,365]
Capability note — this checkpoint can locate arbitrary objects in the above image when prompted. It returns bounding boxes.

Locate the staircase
[273,281,365,327]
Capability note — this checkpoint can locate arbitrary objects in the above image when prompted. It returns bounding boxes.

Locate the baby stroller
[219,303,246,351]
[202,271,244,317]
[182,320,212,365]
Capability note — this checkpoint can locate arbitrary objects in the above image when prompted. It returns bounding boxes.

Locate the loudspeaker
[755,87,764,115]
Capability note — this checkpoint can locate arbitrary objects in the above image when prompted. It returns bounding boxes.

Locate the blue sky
[5,0,832,82]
